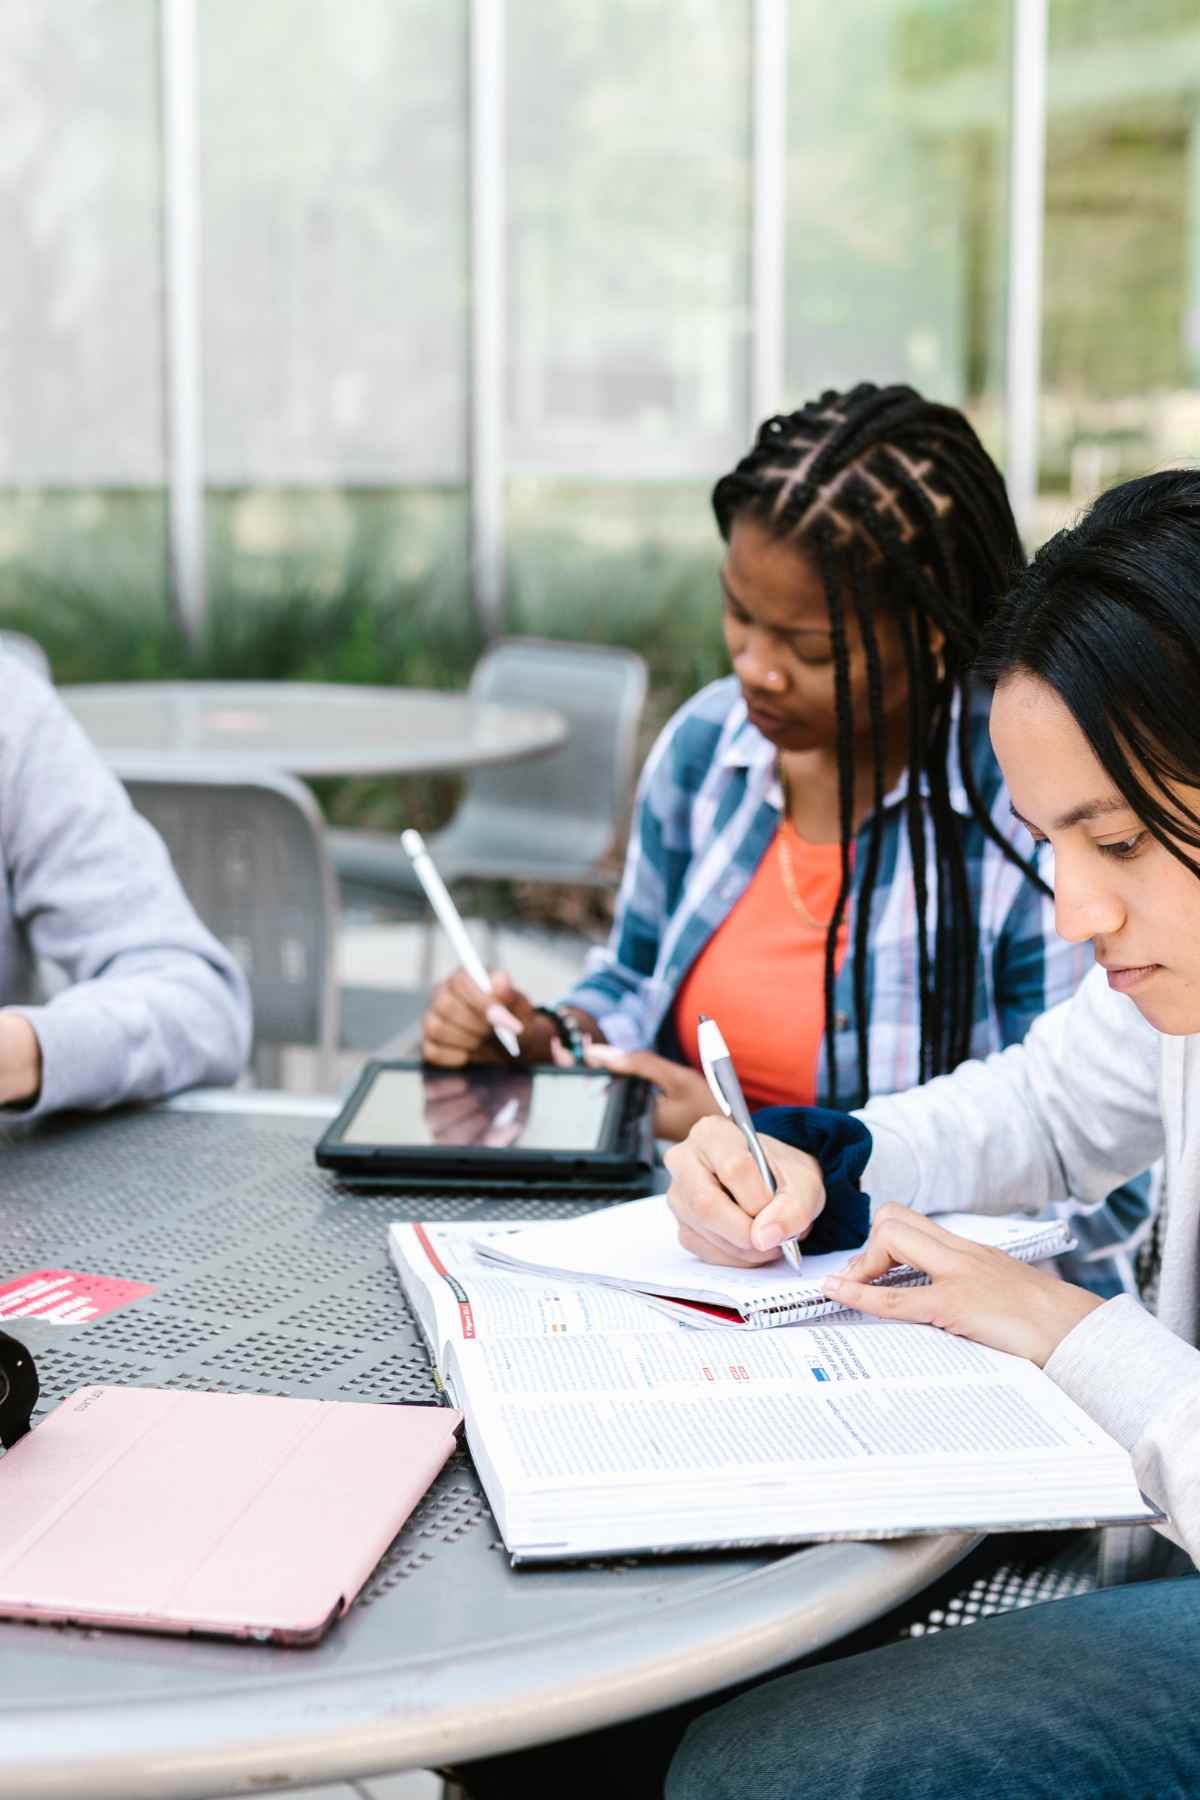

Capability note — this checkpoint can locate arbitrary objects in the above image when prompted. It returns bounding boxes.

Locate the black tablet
[315,1060,656,1187]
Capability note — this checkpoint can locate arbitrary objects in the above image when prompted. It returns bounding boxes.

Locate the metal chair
[330,637,649,972]
[120,763,341,1088]
[0,630,52,682]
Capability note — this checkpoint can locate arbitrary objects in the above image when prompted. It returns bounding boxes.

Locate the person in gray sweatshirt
[654,470,1200,1797]
[0,655,251,1117]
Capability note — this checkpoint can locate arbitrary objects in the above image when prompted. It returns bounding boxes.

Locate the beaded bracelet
[535,1003,588,1066]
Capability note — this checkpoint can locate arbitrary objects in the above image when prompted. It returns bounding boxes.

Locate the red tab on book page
[0,1270,155,1325]
[412,1224,476,1340]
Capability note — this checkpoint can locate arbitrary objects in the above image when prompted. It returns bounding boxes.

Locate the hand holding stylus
[402,831,525,1057]
[422,966,536,1067]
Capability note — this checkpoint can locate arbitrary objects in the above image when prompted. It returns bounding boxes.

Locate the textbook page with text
[388,1219,681,1383]
[442,1311,1160,1562]
[388,1217,1159,1564]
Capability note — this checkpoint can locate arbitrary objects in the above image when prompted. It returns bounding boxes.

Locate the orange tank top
[674,822,852,1109]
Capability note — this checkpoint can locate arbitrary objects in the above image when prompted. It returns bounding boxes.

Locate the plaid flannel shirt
[562,675,1151,1296]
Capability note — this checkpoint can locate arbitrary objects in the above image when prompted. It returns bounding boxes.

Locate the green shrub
[0,522,731,865]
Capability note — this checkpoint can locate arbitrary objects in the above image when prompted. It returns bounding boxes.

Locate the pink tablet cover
[0,1387,463,1643]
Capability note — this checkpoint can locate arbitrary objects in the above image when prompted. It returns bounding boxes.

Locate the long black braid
[815,530,857,1104]
[712,381,1049,1106]
[847,539,888,1097]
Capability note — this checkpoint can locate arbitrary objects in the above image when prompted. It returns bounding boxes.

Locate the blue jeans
[666,1576,1200,1800]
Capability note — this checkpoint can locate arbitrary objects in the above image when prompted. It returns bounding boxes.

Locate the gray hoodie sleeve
[1044,1295,1200,1562]
[1,668,252,1116]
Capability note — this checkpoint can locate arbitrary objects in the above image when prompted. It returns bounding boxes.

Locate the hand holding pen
[696,1015,805,1270]
[662,1014,828,1268]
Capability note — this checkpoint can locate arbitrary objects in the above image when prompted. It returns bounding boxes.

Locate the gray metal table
[60,682,567,778]
[0,1097,973,1799]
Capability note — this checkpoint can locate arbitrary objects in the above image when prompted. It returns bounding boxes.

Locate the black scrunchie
[750,1105,873,1253]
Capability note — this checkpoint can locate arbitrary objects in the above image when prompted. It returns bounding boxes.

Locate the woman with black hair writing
[422,383,1143,1293]
[663,467,1200,1798]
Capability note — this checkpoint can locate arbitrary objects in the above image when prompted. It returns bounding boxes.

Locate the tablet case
[0,1385,463,1644]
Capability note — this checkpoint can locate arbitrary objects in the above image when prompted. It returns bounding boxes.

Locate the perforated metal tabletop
[0,1098,972,1799]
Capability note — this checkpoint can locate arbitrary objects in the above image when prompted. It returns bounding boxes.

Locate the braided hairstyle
[712,381,1046,1106]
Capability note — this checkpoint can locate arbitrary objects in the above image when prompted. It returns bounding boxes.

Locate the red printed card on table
[0,1270,154,1325]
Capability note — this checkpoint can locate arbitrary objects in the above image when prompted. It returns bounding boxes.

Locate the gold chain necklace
[776,758,837,931]
[776,828,835,930]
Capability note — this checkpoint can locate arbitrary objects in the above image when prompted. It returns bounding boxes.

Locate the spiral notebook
[472,1195,1073,1329]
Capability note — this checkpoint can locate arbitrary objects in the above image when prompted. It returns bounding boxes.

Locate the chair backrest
[119,763,339,1069]
[441,637,648,874]
[0,631,52,683]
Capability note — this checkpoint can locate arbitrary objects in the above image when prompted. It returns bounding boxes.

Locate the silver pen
[696,1014,804,1271]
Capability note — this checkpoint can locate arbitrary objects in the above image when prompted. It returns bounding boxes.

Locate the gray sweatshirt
[860,962,1200,1566]
[1,659,251,1116]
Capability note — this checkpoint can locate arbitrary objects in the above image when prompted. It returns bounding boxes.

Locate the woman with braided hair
[421,381,1146,1292]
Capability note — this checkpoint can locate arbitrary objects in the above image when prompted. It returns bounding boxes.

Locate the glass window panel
[1038,3,1200,538]
[506,0,753,479]
[199,0,467,486]
[196,1,470,642]
[0,0,165,487]
[786,0,1011,455]
[0,0,167,642]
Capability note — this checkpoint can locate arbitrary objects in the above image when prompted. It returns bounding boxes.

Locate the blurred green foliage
[509,533,728,740]
[897,0,1199,82]
[0,501,731,844]
[0,479,728,714]
[0,535,727,716]
[0,563,478,688]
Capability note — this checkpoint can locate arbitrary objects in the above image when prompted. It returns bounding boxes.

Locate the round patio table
[0,1095,975,1799]
[60,681,567,778]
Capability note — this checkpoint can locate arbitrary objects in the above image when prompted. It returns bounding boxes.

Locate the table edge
[0,1532,977,1796]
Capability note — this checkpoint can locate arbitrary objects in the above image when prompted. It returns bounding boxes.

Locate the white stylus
[401,830,522,1058]
[697,1013,804,1272]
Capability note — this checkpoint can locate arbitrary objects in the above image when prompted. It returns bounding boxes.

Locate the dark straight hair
[713,382,1042,1106]
[977,467,1200,874]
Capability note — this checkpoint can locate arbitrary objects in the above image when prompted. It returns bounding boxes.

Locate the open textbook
[390,1218,676,1367]
[388,1218,1161,1563]
[470,1196,1075,1328]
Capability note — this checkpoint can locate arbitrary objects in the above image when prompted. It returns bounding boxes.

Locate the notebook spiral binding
[745,1224,1073,1329]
